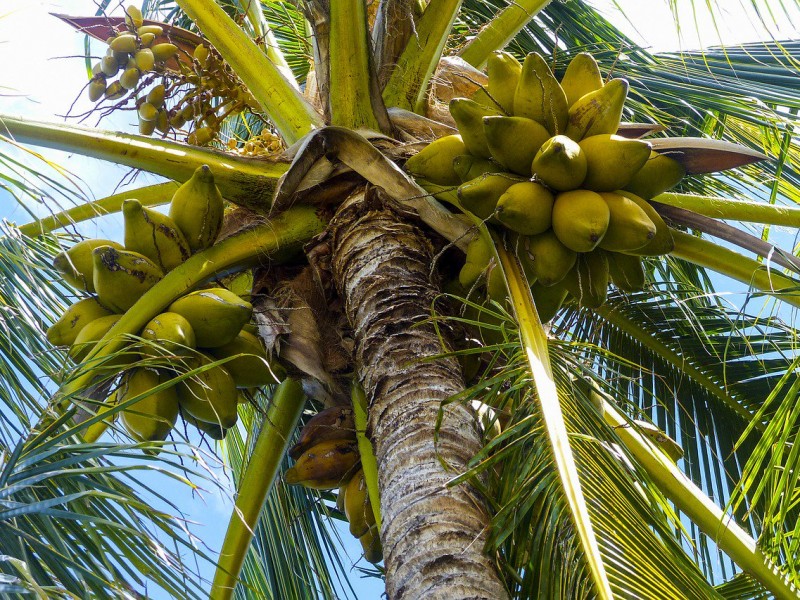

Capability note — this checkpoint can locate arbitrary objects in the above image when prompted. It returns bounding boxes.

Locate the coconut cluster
[407,51,685,319]
[86,4,258,146]
[47,166,282,442]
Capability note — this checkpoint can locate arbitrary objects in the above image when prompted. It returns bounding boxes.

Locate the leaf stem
[655,205,800,275]
[671,230,800,309]
[458,0,553,69]
[655,192,800,228]
[242,0,298,89]
[496,244,613,600]
[175,0,323,143]
[210,378,306,600]
[603,402,799,600]
[18,182,177,236]
[382,0,463,113]
[328,0,382,130]
[0,115,288,212]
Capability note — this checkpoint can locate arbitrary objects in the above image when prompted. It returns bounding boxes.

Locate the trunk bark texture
[330,190,508,599]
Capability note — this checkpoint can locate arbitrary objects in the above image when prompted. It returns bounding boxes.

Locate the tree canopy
[1,1,800,598]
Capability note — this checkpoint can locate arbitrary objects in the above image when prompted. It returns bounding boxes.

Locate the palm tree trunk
[330,189,508,599]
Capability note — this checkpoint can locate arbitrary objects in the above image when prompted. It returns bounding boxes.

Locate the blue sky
[1,1,798,598]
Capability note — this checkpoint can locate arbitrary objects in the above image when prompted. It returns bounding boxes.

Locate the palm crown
[1,1,800,598]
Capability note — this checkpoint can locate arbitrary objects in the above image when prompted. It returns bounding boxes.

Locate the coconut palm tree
[1,0,800,598]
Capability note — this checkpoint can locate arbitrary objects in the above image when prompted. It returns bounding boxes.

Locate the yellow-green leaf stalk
[459,0,553,69]
[211,378,306,600]
[329,0,382,130]
[176,0,323,144]
[19,182,178,236]
[382,0,463,113]
[351,381,381,530]
[602,401,799,600]
[671,230,800,309]
[241,0,298,89]
[55,206,327,443]
[0,115,288,211]
[495,243,613,600]
[654,193,800,228]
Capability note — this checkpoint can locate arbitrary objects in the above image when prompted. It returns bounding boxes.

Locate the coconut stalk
[351,381,381,529]
[0,116,287,212]
[211,378,306,600]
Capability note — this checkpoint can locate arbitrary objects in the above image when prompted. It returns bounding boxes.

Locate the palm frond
[732,356,800,577]
[0,433,218,598]
[4,1,800,598]
[0,225,74,442]
[554,281,800,579]
[620,41,800,212]
[0,133,89,224]
[255,0,313,84]
[445,301,722,598]
[665,1,800,43]
[715,571,773,600]
[447,11,800,583]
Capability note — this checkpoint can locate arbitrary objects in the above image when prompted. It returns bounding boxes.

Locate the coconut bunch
[46,166,282,442]
[407,51,686,319]
[86,4,257,146]
[284,406,382,564]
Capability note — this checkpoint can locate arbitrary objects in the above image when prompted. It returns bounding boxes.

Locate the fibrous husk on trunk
[252,264,351,406]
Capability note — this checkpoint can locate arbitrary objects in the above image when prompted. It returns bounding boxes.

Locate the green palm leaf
[0,434,217,598]
[0,227,75,439]
[734,357,800,577]
[554,281,800,578]
[446,303,721,598]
